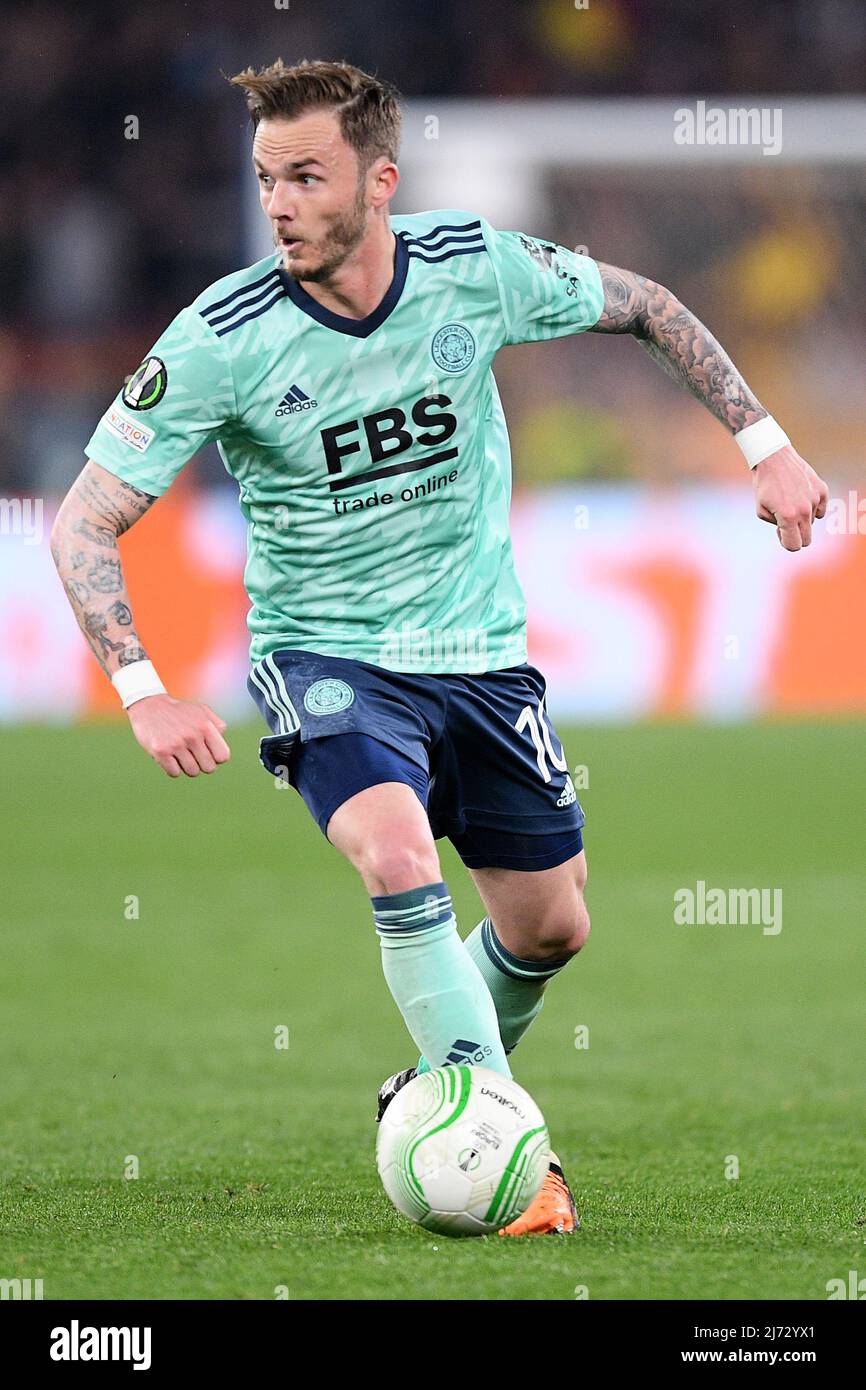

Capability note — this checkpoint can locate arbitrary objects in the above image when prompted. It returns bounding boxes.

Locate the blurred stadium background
[1,0,865,724]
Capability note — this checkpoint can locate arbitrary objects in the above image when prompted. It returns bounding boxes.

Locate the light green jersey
[86,210,604,672]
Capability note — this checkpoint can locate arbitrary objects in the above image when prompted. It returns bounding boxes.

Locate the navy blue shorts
[247,649,585,872]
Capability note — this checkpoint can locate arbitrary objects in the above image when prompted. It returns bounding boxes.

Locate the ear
[368,157,399,208]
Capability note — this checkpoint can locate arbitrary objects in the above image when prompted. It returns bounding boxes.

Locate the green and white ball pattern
[376,1065,550,1236]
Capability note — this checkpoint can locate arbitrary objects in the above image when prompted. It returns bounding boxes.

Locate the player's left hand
[752,446,829,551]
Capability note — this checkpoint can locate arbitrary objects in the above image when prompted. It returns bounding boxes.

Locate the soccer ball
[376,1064,550,1236]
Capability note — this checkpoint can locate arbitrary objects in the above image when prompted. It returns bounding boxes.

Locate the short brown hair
[230,58,401,171]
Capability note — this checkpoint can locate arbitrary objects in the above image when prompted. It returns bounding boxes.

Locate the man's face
[253,112,371,281]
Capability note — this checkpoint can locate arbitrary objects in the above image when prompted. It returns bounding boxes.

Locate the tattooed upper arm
[590,264,664,336]
[589,261,767,433]
[60,460,158,536]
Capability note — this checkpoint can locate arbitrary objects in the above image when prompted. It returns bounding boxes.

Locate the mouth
[278,236,303,252]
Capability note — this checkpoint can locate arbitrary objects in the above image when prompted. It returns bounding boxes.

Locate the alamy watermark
[826,1270,866,1299]
[674,101,783,157]
[1,1277,44,1299]
[377,623,487,672]
[0,496,43,544]
[825,491,866,534]
[50,1322,151,1369]
[674,880,782,935]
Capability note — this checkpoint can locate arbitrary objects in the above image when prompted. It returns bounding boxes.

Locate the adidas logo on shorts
[556,775,577,808]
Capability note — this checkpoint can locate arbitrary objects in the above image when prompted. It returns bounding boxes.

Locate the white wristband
[734,415,790,469]
[111,660,167,709]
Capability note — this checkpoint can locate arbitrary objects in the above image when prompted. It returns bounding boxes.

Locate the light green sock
[373,885,512,1078]
[417,916,572,1073]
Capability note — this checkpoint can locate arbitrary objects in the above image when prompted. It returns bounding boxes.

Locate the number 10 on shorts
[515,696,568,783]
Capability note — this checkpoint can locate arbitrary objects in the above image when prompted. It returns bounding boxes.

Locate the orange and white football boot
[497,1150,580,1236]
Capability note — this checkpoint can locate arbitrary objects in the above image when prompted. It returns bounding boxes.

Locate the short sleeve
[481,222,605,347]
[84,305,236,495]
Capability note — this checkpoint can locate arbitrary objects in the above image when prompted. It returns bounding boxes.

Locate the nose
[265,180,297,221]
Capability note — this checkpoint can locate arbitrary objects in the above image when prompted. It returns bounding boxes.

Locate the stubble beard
[277,179,369,284]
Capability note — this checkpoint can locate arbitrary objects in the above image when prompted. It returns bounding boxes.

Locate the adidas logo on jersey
[556,775,577,808]
[275,384,318,415]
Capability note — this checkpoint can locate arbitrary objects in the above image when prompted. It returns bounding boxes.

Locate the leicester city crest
[303,678,355,715]
[431,323,475,373]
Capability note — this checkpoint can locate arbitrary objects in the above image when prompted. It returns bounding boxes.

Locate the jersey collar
[276,232,409,339]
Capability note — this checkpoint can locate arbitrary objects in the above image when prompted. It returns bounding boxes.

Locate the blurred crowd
[1,0,864,493]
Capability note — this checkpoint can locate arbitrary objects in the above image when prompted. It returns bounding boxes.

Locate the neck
[297,221,396,321]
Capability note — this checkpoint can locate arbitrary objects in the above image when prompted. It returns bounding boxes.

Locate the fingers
[153,726,229,778]
[174,745,204,778]
[774,506,812,551]
[202,704,228,733]
[190,728,232,773]
[133,699,231,778]
[197,706,231,770]
[161,737,227,777]
[189,739,218,775]
[202,723,231,767]
[776,522,800,551]
[753,451,830,548]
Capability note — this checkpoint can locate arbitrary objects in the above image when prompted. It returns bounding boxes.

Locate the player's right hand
[126,694,231,778]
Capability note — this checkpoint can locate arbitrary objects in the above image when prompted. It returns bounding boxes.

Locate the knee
[571,895,591,952]
[574,853,588,895]
[565,854,590,952]
[536,894,591,959]
[361,840,441,896]
[537,855,590,957]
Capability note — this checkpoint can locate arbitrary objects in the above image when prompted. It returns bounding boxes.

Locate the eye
[257,172,274,187]
[299,173,319,186]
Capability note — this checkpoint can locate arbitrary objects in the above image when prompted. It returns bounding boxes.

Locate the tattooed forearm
[84,609,127,660]
[73,517,120,548]
[118,645,148,666]
[50,461,157,678]
[86,554,123,593]
[65,579,89,607]
[591,263,766,434]
[53,528,148,674]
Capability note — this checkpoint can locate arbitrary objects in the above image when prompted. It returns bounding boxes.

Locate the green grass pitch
[1,719,863,1300]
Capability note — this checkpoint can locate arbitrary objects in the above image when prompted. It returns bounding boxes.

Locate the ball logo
[303,678,355,716]
[479,1087,526,1118]
[122,357,167,411]
[431,323,475,373]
